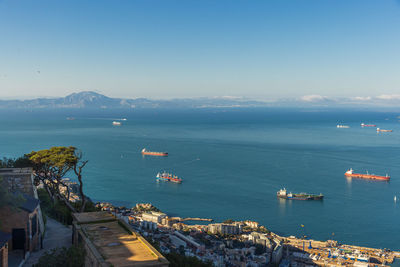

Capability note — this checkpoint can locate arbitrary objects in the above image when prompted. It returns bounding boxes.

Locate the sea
[1,108,400,251]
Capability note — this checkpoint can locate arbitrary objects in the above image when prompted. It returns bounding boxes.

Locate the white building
[142,211,167,224]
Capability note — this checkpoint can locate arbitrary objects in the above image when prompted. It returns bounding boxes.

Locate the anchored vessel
[156,171,182,183]
[361,123,376,127]
[377,128,393,132]
[345,168,390,181]
[277,188,323,200]
[141,148,168,156]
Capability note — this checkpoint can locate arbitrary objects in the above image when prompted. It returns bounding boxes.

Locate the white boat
[337,125,350,128]
[395,196,397,202]
[112,121,122,126]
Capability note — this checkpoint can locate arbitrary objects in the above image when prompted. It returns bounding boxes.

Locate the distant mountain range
[0,91,400,109]
[0,91,268,109]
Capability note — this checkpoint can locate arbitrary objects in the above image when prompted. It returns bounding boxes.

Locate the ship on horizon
[156,171,182,183]
[377,128,393,133]
[345,168,390,181]
[141,148,168,156]
[277,188,323,200]
[337,124,350,128]
[361,123,376,127]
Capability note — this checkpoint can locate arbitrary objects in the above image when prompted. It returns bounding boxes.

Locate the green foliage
[133,205,160,212]
[28,146,78,170]
[166,252,213,267]
[258,226,270,234]
[35,245,85,267]
[0,155,33,168]
[38,188,73,225]
[38,188,99,225]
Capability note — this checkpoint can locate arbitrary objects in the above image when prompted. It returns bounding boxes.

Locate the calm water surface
[1,108,399,250]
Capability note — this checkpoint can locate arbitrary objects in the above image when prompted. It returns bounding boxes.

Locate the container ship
[141,148,168,156]
[361,123,376,127]
[277,188,323,200]
[156,172,182,183]
[377,128,393,132]
[345,168,390,181]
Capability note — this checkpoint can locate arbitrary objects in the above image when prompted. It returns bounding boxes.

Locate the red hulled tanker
[141,148,168,156]
[345,168,390,181]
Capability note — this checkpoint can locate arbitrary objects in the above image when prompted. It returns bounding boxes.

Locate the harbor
[96,202,400,267]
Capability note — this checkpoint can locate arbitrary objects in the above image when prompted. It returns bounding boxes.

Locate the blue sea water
[1,108,399,250]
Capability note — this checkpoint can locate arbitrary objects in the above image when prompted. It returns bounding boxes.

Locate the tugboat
[156,171,182,183]
[277,188,323,200]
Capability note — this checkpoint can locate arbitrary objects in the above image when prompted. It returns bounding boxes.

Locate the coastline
[95,201,400,266]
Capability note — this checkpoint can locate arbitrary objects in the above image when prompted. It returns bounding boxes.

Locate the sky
[0,0,400,100]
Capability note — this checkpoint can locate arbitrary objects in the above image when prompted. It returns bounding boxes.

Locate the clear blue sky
[0,0,400,99]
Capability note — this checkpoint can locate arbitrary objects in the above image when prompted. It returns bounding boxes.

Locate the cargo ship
[361,123,376,127]
[377,128,393,132]
[344,168,390,181]
[141,148,168,156]
[156,172,182,183]
[337,125,350,128]
[277,188,323,200]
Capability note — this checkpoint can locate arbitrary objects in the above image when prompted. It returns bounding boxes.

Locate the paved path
[22,217,72,267]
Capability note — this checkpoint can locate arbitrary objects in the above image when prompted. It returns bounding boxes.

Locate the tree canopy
[28,146,88,213]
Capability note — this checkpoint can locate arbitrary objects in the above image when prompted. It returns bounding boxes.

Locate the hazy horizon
[1,0,400,100]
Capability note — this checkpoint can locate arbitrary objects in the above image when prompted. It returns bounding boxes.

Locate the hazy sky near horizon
[0,0,400,100]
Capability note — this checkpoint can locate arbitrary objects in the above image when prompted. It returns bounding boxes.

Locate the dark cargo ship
[277,188,323,200]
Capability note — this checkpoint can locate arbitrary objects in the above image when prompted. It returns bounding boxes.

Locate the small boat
[394,196,397,202]
[345,168,390,181]
[337,125,350,128]
[66,117,75,120]
[377,128,392,132]
[361,123,376,127]
[141,148,168,156]
[277,188,323,200]
[156,171,182,183]
[112,121,122,126]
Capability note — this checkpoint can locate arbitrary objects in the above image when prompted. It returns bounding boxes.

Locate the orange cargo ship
[141,148,168,156]
[377,128,393,132]
[345,168,390,181]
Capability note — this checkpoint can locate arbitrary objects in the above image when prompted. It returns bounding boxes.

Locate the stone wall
[0,206,40,252]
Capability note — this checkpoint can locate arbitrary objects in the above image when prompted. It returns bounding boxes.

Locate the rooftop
[19,193,40,213]
[74,212,169,267]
